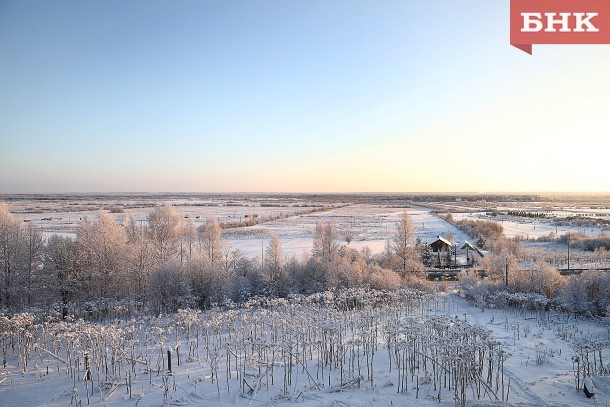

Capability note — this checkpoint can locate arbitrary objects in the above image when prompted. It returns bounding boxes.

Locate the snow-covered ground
[451,295,610,406]
[1,290,608,406]
[225,204,472,258]
[14,197,607,260]
[453,212,607,240]
[17,202,472,259]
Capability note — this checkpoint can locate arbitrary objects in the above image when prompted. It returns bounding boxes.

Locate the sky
[0,0,609,194]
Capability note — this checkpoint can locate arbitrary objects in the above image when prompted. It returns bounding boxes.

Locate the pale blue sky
[1,1,608,193]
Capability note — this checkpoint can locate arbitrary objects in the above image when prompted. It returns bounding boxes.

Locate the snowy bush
[561,271,610,316]
[148,263,190,314]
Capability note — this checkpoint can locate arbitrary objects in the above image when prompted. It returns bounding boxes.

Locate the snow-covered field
[11,200,471,258]
[10,195,608,259]
[452,212,607,240]
[1,290,608,406]
[224,204,472,258]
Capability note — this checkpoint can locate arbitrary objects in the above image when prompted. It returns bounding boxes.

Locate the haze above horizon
[1,1,609,194]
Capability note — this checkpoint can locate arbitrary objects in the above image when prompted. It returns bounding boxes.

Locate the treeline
[554,216,610,227]
[0,204,425,318]
[556,232,610,252]
[219,204,343,229]
[506,210,548,218]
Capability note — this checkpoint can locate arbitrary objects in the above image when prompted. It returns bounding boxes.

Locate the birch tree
[199,218,222,265]
[45,235,80,319]
[76,216,95,298]
[92,212,129,298]
[127,215,155,297]
[147,204,180,265]
[312,220,338,262]
[265,235,284,296]
[392,211,416,273]
[18,223,44,306]
[0,203,21,309]
[181,217,197,263]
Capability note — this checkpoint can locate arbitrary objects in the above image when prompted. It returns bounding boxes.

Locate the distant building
[429,236,452,252]
[460,240,484,257]
[460,240,476,252]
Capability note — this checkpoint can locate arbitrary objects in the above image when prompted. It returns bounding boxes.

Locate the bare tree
[75,216,95,298]
[19,223,44,306]
[127,215,155,297]
[0,203,21,309]
[392,211,416,273]
[148,262,189,314]
[45,235,80,319]
[480,248,520,284]
[265,235,284,296]
[92,212,130,298]
[198,218,222,265]
[181,217,197,263]
[313,220,338,262]
[220,243,242,274]
[147,204,180,265]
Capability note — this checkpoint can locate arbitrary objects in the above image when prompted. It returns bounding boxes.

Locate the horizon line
[1,191,609,196]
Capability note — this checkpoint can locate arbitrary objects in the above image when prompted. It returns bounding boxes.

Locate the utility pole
[505,259,509,288]
[567,229,571,270]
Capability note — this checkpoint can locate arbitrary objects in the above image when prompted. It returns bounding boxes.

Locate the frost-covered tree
[198,218,222,265]
[91,212,130,298]
[220,243,242,275]
[480,248,520,285]
[422,244,434,268]
[379,239,396,270]
[75,216,95,297]
[513,260,563,298]
[0,203,21,309]
[147,204,180,265]
[360,246,373,264]
[17,223,44,306]
[312,220,338,262]
[45,235,80,319]
[148,262,189,314]
[181,217,197,263]
[562,271,610,316]
[228,257,265,303]
[265,235,284,296]
[445,231,454,244]
[392,211,418,273]
[126,215,155,297]
[187,256,231,307]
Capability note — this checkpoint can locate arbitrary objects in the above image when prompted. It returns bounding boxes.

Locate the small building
[461,240,476,252]
[429,236,453,253]
[461,240,484,257]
